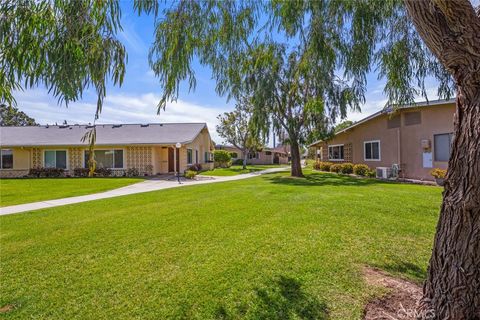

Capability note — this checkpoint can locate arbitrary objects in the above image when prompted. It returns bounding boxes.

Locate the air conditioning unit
[376,167,392,179]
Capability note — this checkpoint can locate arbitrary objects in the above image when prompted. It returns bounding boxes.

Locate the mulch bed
[363,267,426,320]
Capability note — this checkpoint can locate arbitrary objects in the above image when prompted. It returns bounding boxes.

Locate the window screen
[1,149,13,169]
[434,133,452,161]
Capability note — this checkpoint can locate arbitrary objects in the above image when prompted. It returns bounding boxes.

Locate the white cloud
[12,90,230,142]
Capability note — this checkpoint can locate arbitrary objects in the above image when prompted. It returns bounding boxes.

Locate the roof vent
[59,125,70,129]
[86,125,95,129]
[112,124,122,128]
[140,124,149,127]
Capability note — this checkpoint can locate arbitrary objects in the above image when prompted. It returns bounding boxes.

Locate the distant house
[216,145,289,165]
[0,123,214,178]
[308,99,456,181]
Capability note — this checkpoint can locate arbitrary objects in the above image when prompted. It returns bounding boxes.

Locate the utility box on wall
[421,139,431,150]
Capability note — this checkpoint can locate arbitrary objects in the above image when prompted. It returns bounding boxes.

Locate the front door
[168,147,180,172]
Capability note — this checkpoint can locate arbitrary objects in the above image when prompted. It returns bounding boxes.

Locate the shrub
[74,168,90,177]
[126,167,139,177]
[330,164,343,173]
[184,170,197,179]
[366,169,376,178]
[29,167,65,178]
[188,163,203,172]
[430,168,447,179]
[145,164,154,175]
[214,150,232,168]
[232,159,244,165]
[95,167,112,177]
[314,161,332,171]
[340,163,354,174]
[305,159,316,169]
[353,164,370,176]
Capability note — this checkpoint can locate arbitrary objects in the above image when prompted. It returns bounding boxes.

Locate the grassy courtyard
[0,171,442,319]
[200,164,288,176]
[0,178,143,207]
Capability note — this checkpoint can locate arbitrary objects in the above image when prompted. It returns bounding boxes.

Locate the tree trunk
[404,1,480,318]
[242,150,247,169]
[290,139,304,177]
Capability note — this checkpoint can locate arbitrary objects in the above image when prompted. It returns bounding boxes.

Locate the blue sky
[13,2,441,144]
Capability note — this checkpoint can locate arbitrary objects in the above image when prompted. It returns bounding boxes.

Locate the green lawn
[200,164,288,176]
[0,171,442,319]
[0,178,143,207]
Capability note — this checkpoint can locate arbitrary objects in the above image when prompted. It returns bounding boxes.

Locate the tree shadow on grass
[215,276,329,320]
[373,259,427,282]
[263,172,392,188]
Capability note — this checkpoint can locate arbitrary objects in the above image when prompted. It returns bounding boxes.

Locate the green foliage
[1,0,126,118]
[216,96,264,160]
[313,161,333,172]
[353,164,370,176]
[334,121,354,133]
[329,164,343,173]
[366,169,376,178]
[28,167,65,178]
[184,170,197,179]
[340,163,354,174]
[0,104,37,126]
[213,150,232,168]
[126,168,140,177]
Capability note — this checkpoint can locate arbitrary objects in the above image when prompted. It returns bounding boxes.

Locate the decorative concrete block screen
[126,146,153,175]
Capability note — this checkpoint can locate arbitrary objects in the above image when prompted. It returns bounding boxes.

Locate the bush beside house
[312,161,376,178]
[213,150,232,168]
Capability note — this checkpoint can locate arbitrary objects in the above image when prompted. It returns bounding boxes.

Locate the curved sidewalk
[0,167,288,216]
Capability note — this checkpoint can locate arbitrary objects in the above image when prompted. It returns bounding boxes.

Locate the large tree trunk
[404,1,480,318]
[290,139,304,177]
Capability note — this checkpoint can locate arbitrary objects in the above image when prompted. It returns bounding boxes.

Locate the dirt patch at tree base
[363,267,429,320]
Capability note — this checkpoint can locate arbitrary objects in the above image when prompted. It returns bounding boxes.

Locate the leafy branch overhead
[0,0,127,119]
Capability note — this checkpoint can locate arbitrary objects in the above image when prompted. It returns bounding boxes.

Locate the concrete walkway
[0,167,288,216]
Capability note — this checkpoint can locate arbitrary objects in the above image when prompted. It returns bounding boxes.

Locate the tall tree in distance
[216,97,263,169]
[0,104,37,126]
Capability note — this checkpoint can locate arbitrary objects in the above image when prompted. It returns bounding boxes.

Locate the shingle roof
[0,123,208,147]
[307,98,455,147]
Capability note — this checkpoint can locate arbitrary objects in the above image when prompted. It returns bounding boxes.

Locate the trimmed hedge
[313,161,333,171]
[213,150,232,168]
[340,163,354,174]
[184,170,197,179]
[353,164,370,176]
[330,164,343,173]
[29,167,65,178]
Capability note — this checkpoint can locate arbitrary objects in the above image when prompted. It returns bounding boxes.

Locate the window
[404,111,421,126]
[434,133,453,162]
[84,150,123,169]
[187,149,193,164]
[364,140,381,161]
[205,152,212,162]
[1,149,13,169]
[265,151,272,156]
[328,145,344,160]
[248,152,259,159]
[230,152,238,158]
[387,115,401,129]
[195,150,198,163]
[44,150,67,169]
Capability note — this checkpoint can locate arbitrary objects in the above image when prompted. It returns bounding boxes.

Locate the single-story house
[0,123,215,178]
[216,145,289,165]
[308,99,456,181]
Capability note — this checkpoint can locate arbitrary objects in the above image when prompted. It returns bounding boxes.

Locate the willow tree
[137,0,478,318]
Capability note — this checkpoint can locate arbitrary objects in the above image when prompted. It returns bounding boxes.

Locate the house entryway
[168,147,180,172]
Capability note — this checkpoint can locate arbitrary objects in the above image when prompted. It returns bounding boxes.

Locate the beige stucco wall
[1,126,214,177]
[312,103,455,181]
